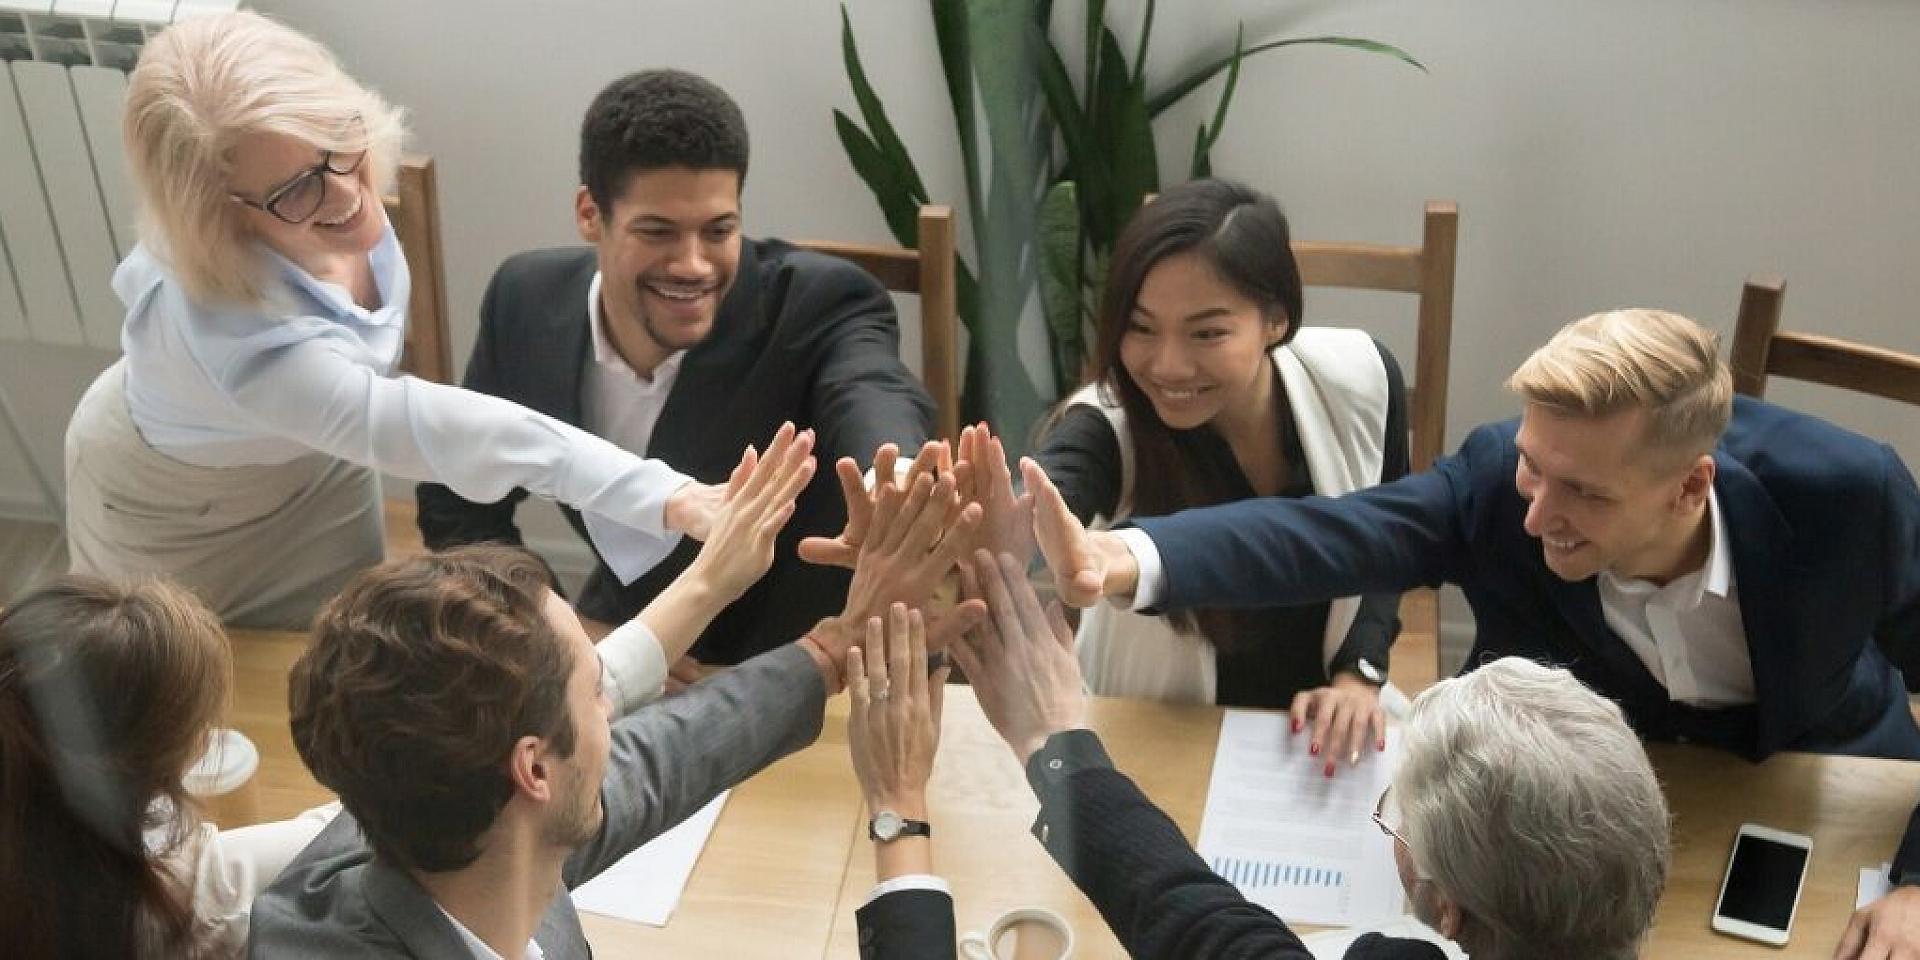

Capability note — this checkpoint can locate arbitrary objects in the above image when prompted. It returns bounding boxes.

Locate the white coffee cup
[960,906,1075,960]
[182,727,260,827]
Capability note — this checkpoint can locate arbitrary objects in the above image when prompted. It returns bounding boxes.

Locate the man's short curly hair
[579,68,749,215]
[289,544,575,873]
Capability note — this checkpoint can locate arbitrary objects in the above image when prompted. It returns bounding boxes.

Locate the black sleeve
[1327,339,1417,680]
[1026,730,1315,960]
[804,259,934,469]
[1031,404,1124,525]
[855,888,958,960]
[414,264,530,550]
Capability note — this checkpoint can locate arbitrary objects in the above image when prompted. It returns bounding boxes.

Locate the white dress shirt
[1120,493,1754,707]
[114,229,691,580]
[438,905,546,960]
[582,271,686,459]
[1598,491,1753,707]
[146,801,341,958]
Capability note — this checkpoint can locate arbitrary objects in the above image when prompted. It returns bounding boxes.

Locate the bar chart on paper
[1209,856,1352,918]
[1196,709,1406,927]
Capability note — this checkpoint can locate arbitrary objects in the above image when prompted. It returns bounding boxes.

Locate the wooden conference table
[230,627,1920,959]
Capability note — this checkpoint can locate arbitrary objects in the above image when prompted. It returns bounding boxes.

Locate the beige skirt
[64,360,384,629]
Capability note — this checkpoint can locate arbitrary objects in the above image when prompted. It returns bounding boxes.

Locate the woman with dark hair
[1031,178,1410,761]
[0,576,337,959]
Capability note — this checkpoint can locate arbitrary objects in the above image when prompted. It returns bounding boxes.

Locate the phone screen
[1719,833,1810,930]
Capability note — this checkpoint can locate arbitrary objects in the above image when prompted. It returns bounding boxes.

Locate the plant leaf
[1029,19,1106,218]
[833,110,922,248]
[1188,122,1211,180]
[1132,0,1155,88]
[929,0,978,192]
[1088,25,1157,253]
[841,6,930,205]
[1037,180,1084,389]
[1147,35,1427,117]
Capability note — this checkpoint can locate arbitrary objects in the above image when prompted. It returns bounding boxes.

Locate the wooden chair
[383,155,454,385]
[796,205,960,441]
[1292,200,1460,694]
[1293,200,1460,472]
[1730,276,1920,404]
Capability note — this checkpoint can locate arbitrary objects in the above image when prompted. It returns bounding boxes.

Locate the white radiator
[0,1,237,350]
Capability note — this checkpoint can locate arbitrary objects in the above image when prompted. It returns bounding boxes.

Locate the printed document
[574,791,729,926]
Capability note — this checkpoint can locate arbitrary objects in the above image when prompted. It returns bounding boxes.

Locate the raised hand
[684,422,817,602]
[1288,675,1387,778]
[1022,457,1116,608]
[798,440,953,570]
[948,550,1090,763]
[847,604,948,817]
[952,423,1036,566]
[812,471,985,665]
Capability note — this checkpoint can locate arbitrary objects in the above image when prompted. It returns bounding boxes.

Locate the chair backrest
[382,154,454,385]
[796,205,960,441]
[1292,200,1459,471]
[1729,276,1920,405]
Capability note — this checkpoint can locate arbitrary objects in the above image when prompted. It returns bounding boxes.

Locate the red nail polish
[1309,743,1320,756]
[1377,738,1387,751]
[1291,719,1302,733]
[1324,763,1335,778]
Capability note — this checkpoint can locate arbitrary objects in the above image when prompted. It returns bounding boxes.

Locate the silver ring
[873,686,891,702]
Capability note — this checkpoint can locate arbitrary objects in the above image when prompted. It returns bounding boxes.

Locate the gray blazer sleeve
[563,642,827,885]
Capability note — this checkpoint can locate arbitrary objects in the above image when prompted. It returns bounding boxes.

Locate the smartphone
[1711,823,1813,946]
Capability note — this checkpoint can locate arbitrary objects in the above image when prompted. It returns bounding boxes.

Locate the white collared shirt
[1598,491,1753,707]
[437,905,545,960]
[113,229,692,581]
[582,271,686,460]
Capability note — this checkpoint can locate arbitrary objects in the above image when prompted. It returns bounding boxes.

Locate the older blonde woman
[64,11,725,628]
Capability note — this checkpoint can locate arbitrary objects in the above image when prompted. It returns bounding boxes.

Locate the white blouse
[113,227,692,580]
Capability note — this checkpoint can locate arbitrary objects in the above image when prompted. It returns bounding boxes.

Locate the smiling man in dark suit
[417,69,931,669]
[1021,308,1920,957]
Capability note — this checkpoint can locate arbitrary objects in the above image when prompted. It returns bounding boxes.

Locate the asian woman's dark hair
[1085,177,1304,647]
[0,576,231,959]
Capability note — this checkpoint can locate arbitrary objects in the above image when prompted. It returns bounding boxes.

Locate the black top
[415,239,933,664]
[1032,338,1411,707]
[1027,729,1446,960]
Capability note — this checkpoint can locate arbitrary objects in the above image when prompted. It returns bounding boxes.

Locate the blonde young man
[1024,309,1920,954]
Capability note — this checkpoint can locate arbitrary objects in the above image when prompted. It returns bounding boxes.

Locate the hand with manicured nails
[1288,674,1387,778]
[950,423,1036,567]
[948,550,1091,764]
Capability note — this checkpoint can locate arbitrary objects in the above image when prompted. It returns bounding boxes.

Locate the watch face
[872,810,903,841]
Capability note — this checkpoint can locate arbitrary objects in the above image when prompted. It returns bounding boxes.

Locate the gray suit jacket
[247,643,827,958]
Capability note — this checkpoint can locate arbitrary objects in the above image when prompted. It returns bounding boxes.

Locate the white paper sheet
[1299,915,1467,959]
[1196,709,1405,927]
[573,791,729,926]
[1859,862,1893,910]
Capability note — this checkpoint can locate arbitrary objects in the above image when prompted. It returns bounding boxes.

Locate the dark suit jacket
[247,644,827,958]
[1132,396,1920,873]
[417,240,932,664]
[856,888,956,959]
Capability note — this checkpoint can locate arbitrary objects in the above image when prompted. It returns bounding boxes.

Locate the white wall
[6,0,1918,581]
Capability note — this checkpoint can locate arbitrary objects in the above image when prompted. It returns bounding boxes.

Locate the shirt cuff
[597,618,668,714]
[582,509,687,584]
[863,459,916,490]
[861,874,951,908]
[1111,526,1165,611]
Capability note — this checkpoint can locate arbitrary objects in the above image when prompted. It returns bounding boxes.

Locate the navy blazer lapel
[1538,565,1667,701]
[1715,450,1797,751]
[363,857,477,960]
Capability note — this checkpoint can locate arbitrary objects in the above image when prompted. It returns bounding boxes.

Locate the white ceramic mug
[182,727,260,827]
[959,906,1075,960]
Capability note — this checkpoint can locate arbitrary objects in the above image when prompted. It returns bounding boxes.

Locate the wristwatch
[869,809,933,843]
[1352,658,1386,687]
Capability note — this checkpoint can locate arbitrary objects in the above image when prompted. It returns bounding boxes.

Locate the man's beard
[543,764,601,849]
